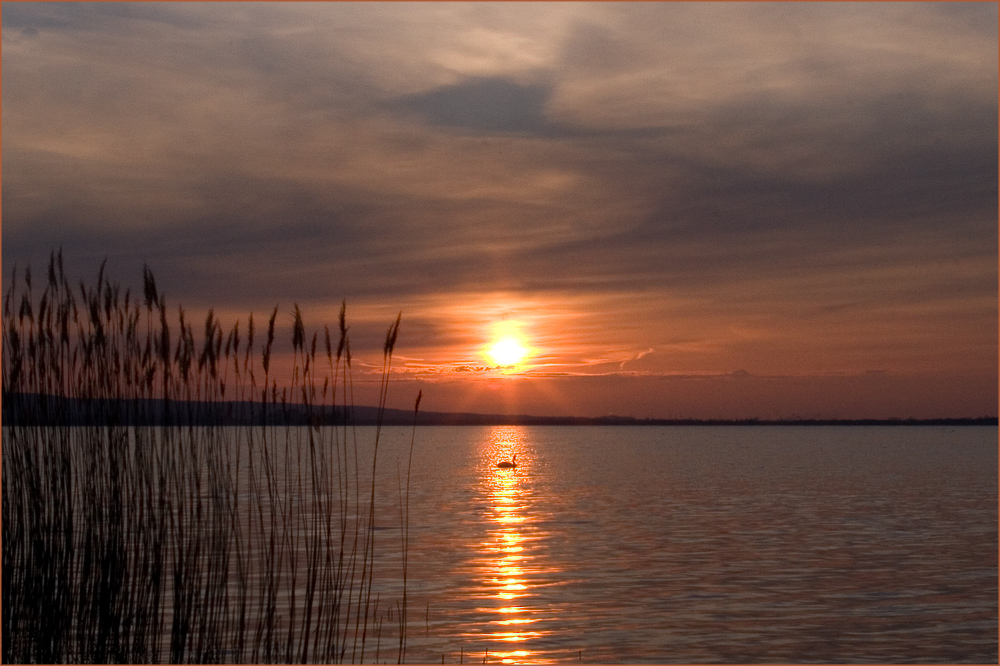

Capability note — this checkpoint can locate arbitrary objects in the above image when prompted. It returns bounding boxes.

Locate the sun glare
[484,322,533,368]
[487,337,529,367]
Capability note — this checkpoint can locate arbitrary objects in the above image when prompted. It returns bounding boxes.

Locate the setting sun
[484,321,533,368]
[486,337,529,367]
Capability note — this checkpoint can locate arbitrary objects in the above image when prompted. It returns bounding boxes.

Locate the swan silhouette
[496,453,518,469]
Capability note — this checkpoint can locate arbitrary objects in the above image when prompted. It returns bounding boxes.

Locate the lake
[3,424,995,664]
[365,425,998,664]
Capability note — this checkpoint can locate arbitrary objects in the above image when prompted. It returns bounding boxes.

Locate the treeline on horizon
[4,392,996,428]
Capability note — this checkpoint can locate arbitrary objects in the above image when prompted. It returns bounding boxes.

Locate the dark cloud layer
[393,77,555,134]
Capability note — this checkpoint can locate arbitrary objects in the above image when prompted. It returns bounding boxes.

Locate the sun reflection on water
[477,426,559,664]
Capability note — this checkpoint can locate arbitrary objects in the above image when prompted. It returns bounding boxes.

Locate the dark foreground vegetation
[2,252,421,663]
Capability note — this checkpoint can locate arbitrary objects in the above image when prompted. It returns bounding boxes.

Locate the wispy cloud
[3,2,995,417]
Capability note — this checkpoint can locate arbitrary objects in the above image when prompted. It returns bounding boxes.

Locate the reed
[2,251,420,664]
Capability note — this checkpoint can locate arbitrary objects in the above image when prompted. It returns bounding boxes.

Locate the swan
[496,453,518,469]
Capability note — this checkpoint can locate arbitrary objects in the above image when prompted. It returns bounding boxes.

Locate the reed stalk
[2,252,419,664]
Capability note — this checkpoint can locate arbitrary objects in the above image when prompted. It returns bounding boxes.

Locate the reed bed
[2,251,420,664]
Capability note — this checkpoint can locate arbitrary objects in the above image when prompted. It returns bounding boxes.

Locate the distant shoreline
[408,415,999,427]
[3,393,996,427]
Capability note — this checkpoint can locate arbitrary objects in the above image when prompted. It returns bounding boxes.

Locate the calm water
[359,425,998,664]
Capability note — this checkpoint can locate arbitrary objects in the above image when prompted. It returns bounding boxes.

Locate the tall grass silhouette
[2,251,420,663]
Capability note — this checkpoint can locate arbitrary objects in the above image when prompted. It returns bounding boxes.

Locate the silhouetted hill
[3,393,996,427]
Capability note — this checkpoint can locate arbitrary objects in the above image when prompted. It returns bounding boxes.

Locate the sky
[2,1,997,419]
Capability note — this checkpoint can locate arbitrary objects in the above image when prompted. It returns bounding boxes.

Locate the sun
[486,336,530,367]
[483,320,533,368]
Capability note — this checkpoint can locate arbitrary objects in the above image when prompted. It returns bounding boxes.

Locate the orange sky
[3,2,997,418]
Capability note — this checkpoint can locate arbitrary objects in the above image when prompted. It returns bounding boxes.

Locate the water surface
[366,425,998,664]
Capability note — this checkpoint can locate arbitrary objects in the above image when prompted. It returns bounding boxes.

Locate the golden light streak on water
[475,426,561,663]
[496,618,537,626]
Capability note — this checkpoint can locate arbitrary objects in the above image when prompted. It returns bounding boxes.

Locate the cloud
[2,2,995,417]
[391,77,555,134]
